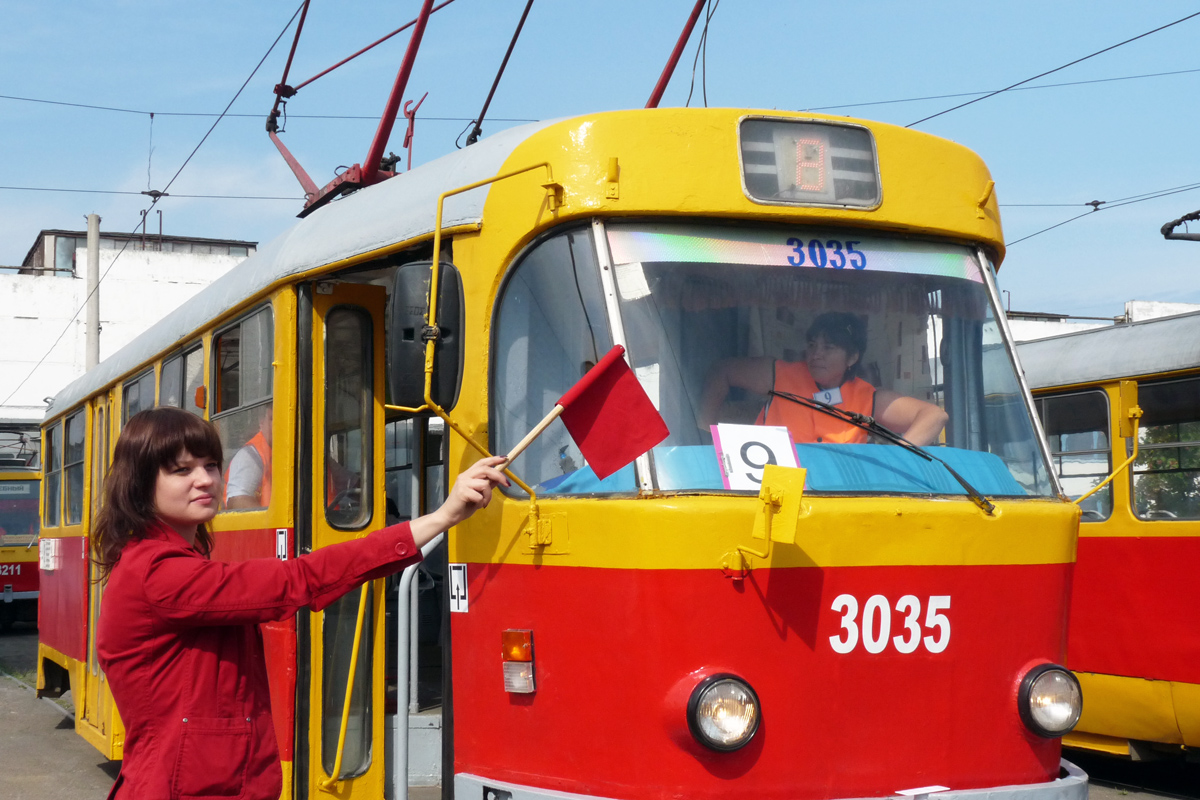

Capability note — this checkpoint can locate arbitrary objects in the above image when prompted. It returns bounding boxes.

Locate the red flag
[557,345,669,480]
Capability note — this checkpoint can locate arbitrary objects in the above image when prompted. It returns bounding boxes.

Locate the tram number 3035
[829,594,951,654]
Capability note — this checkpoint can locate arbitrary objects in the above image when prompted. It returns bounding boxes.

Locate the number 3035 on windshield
[786,238,867,269]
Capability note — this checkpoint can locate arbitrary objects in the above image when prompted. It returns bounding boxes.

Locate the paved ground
[3,624,1198,800]
[0,625,119,799]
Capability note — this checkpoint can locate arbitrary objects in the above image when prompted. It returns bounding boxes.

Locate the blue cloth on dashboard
[538,444,1026,496]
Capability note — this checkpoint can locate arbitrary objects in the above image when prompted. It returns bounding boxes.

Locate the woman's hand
[410,456,510,547]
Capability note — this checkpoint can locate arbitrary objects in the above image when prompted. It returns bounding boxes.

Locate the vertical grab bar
[393,532,445,800]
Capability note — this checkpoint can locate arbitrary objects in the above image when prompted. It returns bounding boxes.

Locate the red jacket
[97,520,422,800]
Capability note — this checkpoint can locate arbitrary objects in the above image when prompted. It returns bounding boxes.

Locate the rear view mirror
[388,260,464,411]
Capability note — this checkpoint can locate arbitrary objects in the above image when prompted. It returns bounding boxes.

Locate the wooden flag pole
[503,404,564,467]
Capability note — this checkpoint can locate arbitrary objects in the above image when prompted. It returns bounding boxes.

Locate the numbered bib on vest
[711,423,800,490]
[813,386,843,406]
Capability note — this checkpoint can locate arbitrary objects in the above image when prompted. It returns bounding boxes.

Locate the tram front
[429,112,1084,800]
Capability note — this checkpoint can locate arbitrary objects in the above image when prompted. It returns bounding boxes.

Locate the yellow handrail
[1074,406,1142,506]
[319,581,372,789]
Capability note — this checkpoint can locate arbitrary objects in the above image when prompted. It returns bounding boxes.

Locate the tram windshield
[493,222,1054,498]
[0,479,41,544]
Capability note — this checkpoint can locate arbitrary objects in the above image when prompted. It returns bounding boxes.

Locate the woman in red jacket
[92,407,507,800]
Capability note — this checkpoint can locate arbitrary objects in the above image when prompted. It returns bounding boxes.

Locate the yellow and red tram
[38,107,1086,800]
[1021,311,1200,759]
[0,454,40,630]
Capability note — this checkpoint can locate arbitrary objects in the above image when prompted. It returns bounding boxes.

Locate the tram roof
[44,119,558,420]
[1018,310,1200,390]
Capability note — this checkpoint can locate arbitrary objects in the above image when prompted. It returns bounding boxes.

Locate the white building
[1007,299,1200,343]
[0,228,256,428]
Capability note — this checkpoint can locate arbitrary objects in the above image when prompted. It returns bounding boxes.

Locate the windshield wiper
[769,390,996,515]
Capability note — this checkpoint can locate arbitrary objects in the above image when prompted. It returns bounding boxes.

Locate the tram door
[81,397,110,742]
[306,283,389,799]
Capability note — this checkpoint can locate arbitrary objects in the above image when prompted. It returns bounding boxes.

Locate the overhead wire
[0,92,536,122]
[1006,181,1200,247]
[805,67,1200,113]
[0,186,301,200]
[0,3,305,410]
[907,11,1200,127]
[684,0,720,108]
[5,64,1196,122]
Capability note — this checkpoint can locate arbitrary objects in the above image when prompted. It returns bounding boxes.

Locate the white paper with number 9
[711,423,799,490]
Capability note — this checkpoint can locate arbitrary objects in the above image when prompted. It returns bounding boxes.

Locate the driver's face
[805,335,859,388]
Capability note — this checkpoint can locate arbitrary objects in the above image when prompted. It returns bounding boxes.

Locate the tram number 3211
[830,594,951,655]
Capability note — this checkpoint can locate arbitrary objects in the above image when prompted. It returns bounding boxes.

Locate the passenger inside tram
[697,311,949,446]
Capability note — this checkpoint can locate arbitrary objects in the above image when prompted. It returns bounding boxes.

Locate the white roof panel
[1018,310,1200,389]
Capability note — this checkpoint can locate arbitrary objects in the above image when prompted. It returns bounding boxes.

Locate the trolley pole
[85,213,100,370]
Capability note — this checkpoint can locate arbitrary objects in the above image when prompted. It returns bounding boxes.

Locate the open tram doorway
[382,414,448,798]
[300,254,454,800]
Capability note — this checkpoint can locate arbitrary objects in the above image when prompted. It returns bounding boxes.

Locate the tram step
[384,708,442,799]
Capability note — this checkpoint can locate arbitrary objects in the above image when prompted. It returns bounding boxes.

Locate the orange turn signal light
[501,629,533,662]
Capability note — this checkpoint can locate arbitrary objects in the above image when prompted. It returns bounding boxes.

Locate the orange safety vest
[224,431,272,505]
[756,361,875,444]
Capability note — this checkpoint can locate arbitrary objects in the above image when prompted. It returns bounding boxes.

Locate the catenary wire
[0,186,301,200]
[907,11,1200,127]
[7,65,1197,122]
[1006,182,1200,247]
[0,4,304,410]
[806,67,1200,113]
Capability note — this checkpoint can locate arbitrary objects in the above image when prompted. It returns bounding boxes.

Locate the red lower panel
[212,527,296,761]
[0,556,39,593]
[1067,535,1200,684]
[453,563,1070,800]
[38,537,87,661]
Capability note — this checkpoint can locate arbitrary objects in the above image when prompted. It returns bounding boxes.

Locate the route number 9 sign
[711,423,799,490]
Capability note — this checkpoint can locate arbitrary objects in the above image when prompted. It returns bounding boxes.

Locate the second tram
[1021,310,1200,759]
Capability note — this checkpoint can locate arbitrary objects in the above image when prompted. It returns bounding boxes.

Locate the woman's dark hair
[806,312,867,356]
[92,407,225,580]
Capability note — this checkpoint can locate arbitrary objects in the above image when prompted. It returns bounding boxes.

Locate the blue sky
[2,1,1198,316]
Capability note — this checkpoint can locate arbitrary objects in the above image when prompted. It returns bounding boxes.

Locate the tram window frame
[122,369,156,425]
[212,306,275,512]
[1034,390,1112,521]
[160,344,206,417]
[323,305,374,531]
[63,409,86,525]
[1131,376,1200,521]
[43,422,62,528]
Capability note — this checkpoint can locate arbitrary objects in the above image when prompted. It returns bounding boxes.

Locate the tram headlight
[1019,664,1082,737]
[687,674,761,751]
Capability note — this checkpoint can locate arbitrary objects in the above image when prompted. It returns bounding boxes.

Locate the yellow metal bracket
[723,465,806,578]
[605,157,620,199]
[976,180,995,219]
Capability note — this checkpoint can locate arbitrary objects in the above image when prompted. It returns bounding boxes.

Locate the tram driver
[698,311,948,446]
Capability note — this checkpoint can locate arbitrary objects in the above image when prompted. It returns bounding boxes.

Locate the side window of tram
[212,308,274,511]
[122,370,155,424]
[43,423,62,527]
[493,229,612,490]
[160,345,205,416]
[1035,391,1111,521]
[325,307,373,528]
[64,410,86,525]
[1132,377,1200,521]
